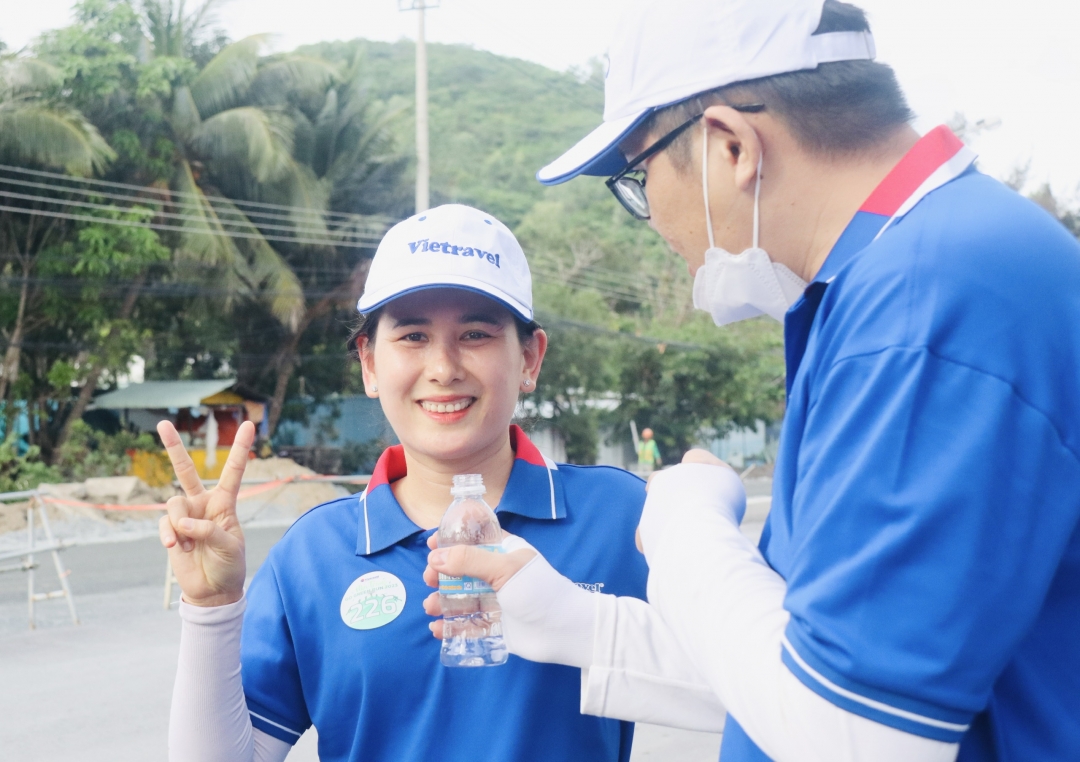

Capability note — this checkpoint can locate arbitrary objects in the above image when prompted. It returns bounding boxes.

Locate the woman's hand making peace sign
[157,419,255,608]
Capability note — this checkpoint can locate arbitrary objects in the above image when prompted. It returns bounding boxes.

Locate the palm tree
[0,53,115,405]
[161,36,314,328]
[254,51,407,434]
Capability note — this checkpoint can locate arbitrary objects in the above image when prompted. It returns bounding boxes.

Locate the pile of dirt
[0,501,30,535]
[241,457,318,482]
[0,458,347,546]
[236,458,349,522]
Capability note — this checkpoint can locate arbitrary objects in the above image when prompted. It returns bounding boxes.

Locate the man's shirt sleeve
[781,345,1080,742]
[240,558,312,745]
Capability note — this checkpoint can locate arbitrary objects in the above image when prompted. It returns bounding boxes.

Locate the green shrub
[0,439,62,493]
[53,421,158,482]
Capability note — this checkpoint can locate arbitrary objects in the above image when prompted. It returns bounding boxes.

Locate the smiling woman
[161,203,651,762]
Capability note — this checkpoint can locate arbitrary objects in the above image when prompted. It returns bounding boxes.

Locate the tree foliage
[0,13,870,474]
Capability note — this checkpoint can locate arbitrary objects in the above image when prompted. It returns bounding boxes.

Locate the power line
[3,340,355,364]
[0,174,385,237]
[536,311,707,351]
[0,163,397,226]
[0,203,379,249]
[0,188,385,245]
[0,276,356,300]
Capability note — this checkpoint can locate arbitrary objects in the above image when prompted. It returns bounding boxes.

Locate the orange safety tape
[36,474,370,512]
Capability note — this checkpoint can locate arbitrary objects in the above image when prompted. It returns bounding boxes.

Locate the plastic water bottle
[437,474,508,667]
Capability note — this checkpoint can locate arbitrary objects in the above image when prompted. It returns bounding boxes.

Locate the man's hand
[422,534,536,639]
[423,534,599,668]
[636,450,746,560]
[157,420,254,608]
[636,449,735,552]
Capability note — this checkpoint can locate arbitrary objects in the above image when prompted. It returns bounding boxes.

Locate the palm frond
[172,158,244,270]
[170,85,202,141]
[188,34,268,117]
[0,57,62,99]
[143,0,179,57]
[326,97,407,186]
[184,0,230,43]
[174,161,304,327]
[0,101,115,175]
[248,55,339,106]
[207,194,305,329]
[266,161,331,240]
[190,106,294,183]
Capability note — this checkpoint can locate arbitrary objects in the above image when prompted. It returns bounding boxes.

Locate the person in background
[635,428,662,473]
[157,204,652,762]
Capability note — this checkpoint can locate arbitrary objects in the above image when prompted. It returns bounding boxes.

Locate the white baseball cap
[356,204,534,322]
[537,0,876,185]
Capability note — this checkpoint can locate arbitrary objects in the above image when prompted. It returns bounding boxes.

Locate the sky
[6,0,1080,202]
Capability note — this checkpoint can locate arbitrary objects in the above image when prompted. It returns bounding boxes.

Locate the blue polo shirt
[722,127,1080,760]
[241,425,649,762]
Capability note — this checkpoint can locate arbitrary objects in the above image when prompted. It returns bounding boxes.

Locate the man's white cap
[537,0,876,185]
[357,204,533,322]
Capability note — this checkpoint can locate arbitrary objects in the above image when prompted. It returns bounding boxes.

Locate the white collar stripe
[873,146,977,243]
[361,488,371,555]
[542,455,558,519]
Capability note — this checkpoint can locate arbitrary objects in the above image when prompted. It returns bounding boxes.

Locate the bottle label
[438,544,505,595]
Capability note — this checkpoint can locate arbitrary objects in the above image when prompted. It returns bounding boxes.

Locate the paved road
[0,481,772,761]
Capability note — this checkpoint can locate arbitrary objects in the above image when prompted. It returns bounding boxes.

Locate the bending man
[424,1,1080,760]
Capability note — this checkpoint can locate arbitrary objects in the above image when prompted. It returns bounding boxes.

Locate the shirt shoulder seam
[557,463,647,484]
[827,344,1080,467]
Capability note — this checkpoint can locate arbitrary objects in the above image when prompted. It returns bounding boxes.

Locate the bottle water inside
[437,474,508,667]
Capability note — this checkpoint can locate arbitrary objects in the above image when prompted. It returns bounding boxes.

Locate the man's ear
[702,104,763,193]
[357,335,378,397]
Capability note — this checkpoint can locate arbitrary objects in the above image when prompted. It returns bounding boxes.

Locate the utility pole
[399,0,439,213]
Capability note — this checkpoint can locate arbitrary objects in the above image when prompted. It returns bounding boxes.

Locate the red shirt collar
[367,424,548,490]
[859,125,966,217]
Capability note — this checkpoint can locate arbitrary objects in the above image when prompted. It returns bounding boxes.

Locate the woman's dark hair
[347,306,541,362]
[645,0,914,165]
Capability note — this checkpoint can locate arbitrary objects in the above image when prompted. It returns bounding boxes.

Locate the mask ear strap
[753,151,763,250]
[702,123,716,250]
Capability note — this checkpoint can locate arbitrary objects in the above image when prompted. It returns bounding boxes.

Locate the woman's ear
[357,335,379,397]
[520,329,548,392]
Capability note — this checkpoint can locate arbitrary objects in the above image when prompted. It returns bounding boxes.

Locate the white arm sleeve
[170,597,292,762]
[639,465,960,762]
[496,538,725,732]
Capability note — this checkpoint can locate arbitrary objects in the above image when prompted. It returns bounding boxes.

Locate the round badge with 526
[340,571,407,630]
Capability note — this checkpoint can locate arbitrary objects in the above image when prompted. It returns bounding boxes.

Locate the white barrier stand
[164,555,178,610]
[0,493,80,628]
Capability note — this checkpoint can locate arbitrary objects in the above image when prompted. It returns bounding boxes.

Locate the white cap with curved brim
[357,204,534,322]
[536,0,876,186]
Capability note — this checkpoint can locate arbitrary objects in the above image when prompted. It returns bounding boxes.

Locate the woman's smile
[418,395,477,421]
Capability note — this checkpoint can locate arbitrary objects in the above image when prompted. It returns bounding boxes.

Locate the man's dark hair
[644,1,914,167]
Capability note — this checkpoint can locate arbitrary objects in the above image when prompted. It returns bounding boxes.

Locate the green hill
[298,39,605,227]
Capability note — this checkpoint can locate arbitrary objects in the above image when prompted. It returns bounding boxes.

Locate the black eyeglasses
[606,104,766,221]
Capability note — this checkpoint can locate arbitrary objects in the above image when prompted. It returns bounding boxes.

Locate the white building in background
[525,416,778,472]
[707,420,778,468]
[524,423,634,470]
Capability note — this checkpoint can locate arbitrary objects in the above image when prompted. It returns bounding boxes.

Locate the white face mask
[691,125,807,326]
